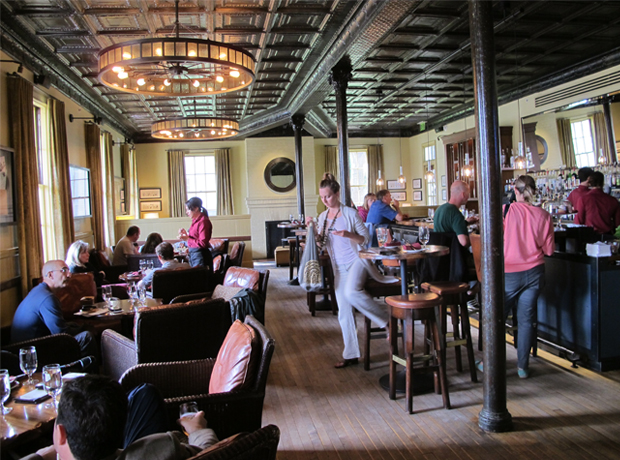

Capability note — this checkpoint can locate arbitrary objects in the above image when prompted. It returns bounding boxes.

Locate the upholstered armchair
[101,298,232,381]
[119,316,275,440]
[188,425,280,460]
[2,334,81,375]
[212,253,230,286]
[226,242,245,268]
[151,266,212,304]
[56,272,97,319]
[210,238,230,256]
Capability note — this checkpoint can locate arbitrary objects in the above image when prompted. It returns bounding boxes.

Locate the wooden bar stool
[421,280,478,383]
[385,292,450,414]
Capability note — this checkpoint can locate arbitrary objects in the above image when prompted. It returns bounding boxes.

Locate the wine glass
[42,364,62,411]
[418,226,430,249]
[139,259,146,274]
[0,369,13,414]
[138,285,147,306]
[19,346,38,386]
[147,259,154,271]
[102,285,112,307]
[126,282,137,300]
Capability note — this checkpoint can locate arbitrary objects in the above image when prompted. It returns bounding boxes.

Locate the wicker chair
[188,425,280,460]
[101,298,232,381]
[2,334,81,375]
[119,316,275,440]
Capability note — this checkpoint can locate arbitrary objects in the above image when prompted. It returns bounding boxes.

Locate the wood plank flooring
[260,266,620,459]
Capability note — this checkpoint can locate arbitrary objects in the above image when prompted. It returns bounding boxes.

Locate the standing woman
[178,197,213,270]
[503,175,554,379]
[315,173,398,368]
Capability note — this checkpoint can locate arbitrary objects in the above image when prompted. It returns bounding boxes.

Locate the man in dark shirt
[567,167,593,211]
[433,180,478,247]
[11,260,95,356]
[366,190,408,225]
[575,171,620,235]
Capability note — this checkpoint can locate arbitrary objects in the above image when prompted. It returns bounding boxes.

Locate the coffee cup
[108,297,121,312]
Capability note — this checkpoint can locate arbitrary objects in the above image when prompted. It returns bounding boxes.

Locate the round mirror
[264,157,296,193]
[536,135,549,164]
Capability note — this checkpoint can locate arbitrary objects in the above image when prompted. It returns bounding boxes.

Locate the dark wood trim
[0,276,21,292]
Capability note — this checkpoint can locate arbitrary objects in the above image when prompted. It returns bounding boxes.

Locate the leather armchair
[188,425,279,460]
[119,316,275,440]
[226,242,245,268]
[212,254,230,286]
[210,238,229,256]
[151,266,212,304]
[223,267,269,301]
[56,272,97,320]
[101,298,232,381]
[2,334,81,375]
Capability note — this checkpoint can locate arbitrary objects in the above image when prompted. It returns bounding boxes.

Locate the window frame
[570,116,596,167]
[184,153,218,216]
[348,148,369,208]
[69,165,92,218]
[423,142,437,206]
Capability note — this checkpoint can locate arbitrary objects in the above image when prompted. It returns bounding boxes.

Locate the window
[423,143,437,205]
[349,149,368,207]
[34,100,56,260]
[70,165,91,217]
[571,118,596,167]
[185,154,217,216]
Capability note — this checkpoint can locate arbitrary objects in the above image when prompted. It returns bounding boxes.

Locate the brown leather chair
[227,242,246,268]
[56,272,97,320]
[212,253,230,286]
[119,316,275,440]
[151,266,212,304]
[187,425,280,460]
[101,297,232,381]
[2,334,81,375]
[223,267,269,301]
[210,238,230,255]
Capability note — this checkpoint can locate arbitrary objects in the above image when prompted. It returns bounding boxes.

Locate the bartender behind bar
[574,171,620,237]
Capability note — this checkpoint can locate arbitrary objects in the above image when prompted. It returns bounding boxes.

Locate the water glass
[126,282,137,300]
[376,227,389,248]
[0,369,13,415]
[42,364,62,411]
[19,346,38,386]
[138,285,147,305]
[139,259,146,274]
[179,401,199,419]
[418,226,430,248]
[428,208,435,220]
[147,259,154,271]
[102,285,112,306]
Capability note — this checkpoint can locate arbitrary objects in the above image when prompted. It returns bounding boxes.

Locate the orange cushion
[209,320,259,394]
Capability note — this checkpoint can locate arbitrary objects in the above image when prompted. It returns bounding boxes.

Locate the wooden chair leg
[449,303,463,373]
[308,292,315,316]
[364,316,371,371]
[460,295,478,383]
[431,316,451,410]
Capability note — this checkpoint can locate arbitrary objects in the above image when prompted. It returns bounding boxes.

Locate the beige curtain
[121,144,132,216]
[324,145,339,180]
[168,150,187,217]
[367,144,384,194]
[101,132,115,247]
[85,123,106,250]
[556,118,576,168]
[48,99,74,257]
[8,75,44,294]
[593,112,613,164]
[216,148,234,216]
[130,148,139,217]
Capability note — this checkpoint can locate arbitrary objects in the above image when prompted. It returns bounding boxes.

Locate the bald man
[433,181,478,247]
[11,260,95,357]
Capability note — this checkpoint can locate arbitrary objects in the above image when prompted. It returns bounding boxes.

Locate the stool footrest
[446,339,467,348]
[392,354,433,367]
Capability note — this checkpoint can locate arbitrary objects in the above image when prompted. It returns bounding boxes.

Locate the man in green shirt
[433,180,478,247]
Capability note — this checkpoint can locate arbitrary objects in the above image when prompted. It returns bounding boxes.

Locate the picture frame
[387,180,406,190]
[391,192,406,201]
[441,175,447,187]
[413,191,423,202]
[442,189,447,201]
[139,188,161,199]
[0,146,15,224]
[412,178,422,189]
[140,201,162,212]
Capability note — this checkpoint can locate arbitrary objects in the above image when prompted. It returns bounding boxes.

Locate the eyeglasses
[47,267,70,276]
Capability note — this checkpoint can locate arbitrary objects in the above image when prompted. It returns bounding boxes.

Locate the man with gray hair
[433,180,478,247]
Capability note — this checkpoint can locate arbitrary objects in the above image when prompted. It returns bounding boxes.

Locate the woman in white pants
[315,173,399,368]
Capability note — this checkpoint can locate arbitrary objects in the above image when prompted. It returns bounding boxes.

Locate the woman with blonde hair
[65,240,106,286]
[357,193,376,223]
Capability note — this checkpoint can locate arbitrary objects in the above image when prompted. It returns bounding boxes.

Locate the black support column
[291,114,306,219]
[469,0,513,433]
[328,56,353,206]
[603,98,617,162]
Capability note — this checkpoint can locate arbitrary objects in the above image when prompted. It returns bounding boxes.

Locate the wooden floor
[260,266,620,459]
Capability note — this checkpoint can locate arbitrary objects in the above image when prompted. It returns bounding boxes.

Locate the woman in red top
[178,197,213,269]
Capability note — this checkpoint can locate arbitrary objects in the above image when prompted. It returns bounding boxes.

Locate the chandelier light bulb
[462,153,474,178]
[155,48,162,56]
[398,166,406,184]
[137,78,145,86]
[192,80,200,87]
[376,169,384,187]
[230,69,240,78]
[122,52,132,59]
[112,66,123,73]
[164,79,171,86]
[118,71,128,79]
[425,161,435,181]
[216,75,224,83]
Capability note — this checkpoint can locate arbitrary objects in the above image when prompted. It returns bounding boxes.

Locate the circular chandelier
[97,1,255,97]
[151,117,239,140]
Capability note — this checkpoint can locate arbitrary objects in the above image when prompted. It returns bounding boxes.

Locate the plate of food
[401,243,422,252]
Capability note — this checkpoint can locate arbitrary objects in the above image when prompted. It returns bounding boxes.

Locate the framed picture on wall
[0,146,15,223]
[387,180,406,190]
[391,192,406,201]
[442,189,447,201]
[139,201,162,212]
[139,188,161,199]
[441,175,447,187]
[413,191,423,201]
[412,178,422,189]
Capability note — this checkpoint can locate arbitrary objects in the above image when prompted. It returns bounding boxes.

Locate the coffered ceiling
[2,0,620,143]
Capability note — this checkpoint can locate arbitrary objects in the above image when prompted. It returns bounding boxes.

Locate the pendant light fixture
[512,30,526,170]
[376,135,384,187]
[98,0,255,97]
[423,77,435,182]
[398,135,406,184]
[598,148,607,165]
[460,61,474,179]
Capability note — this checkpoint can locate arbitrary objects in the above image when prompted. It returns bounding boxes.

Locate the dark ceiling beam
[83,8,141,15]
[215,7,269,14]
[270,26,320,34]
[36,30,91,37]
[276,6,332,15]
[266,43,311,50]
[98,30,151,36]
[214,27,264,34]
[69,61,97,67]
[412,7,462,19]
[56,46,101,54]
[154,27,208,34]
[261,56,304,63]
[147,7,204,14]
[12,7,72,16]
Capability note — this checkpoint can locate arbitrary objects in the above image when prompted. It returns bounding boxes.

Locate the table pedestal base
[379,371,435,395]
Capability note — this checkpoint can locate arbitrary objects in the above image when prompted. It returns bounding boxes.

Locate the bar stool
[385,292,450,414]
[307,254,338,316]
[421,280,478,383]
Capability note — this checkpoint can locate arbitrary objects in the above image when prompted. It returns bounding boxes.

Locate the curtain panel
[102,132,115,247]
[85,123,106,250]
[556,118,576,168]
[324,145,339,180]
[168,150,187,217]
[216,148,234,216]
[593,112,613,164]
[367,144,384,194]
[8,75,44,295]
[121,144,133,216]
[48,99,74,257]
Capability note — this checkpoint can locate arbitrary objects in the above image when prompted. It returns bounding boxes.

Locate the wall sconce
[69,114,103,124]
[0,60,23,73]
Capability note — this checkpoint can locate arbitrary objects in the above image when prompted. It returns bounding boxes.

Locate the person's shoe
[334,358,359,369]
[476,360,484,373]
[517,368,530,379]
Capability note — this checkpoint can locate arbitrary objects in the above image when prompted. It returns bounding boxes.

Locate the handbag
[298,222,323,292]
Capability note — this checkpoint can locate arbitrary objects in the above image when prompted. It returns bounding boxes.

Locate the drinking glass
[147,259,154,271]
[126,282,137,300]
[179,401,199,419]
[0,369,13,414]
[139,259,146,274]
[428,208,435,220]
[138,285,147,306]
[102,285,112,307]
[376,227,389,248]
[418,226,430,249]
[42,364,62,411]
[19,346,38,386]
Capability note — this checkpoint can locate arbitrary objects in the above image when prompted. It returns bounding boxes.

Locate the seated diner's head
[449,181,470,207]
[186,196,206,219]
[55,375,127,460]
[141,232,163,254]
[319,173,340,209]
[155,241,175,262]
[126,226,140,243]
[376,189,391,204]
[66,241,90,268]
[514,175,537,203]
[363,193,376,211]
[42,260,71,290]
[577,167,594,184]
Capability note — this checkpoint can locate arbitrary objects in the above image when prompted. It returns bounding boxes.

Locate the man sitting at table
[11,260,96,357]
[138,242,189,290]
[366,190,409,225]
[112,226,141,266]
[24,375,219,460]
[433,180,478,248]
